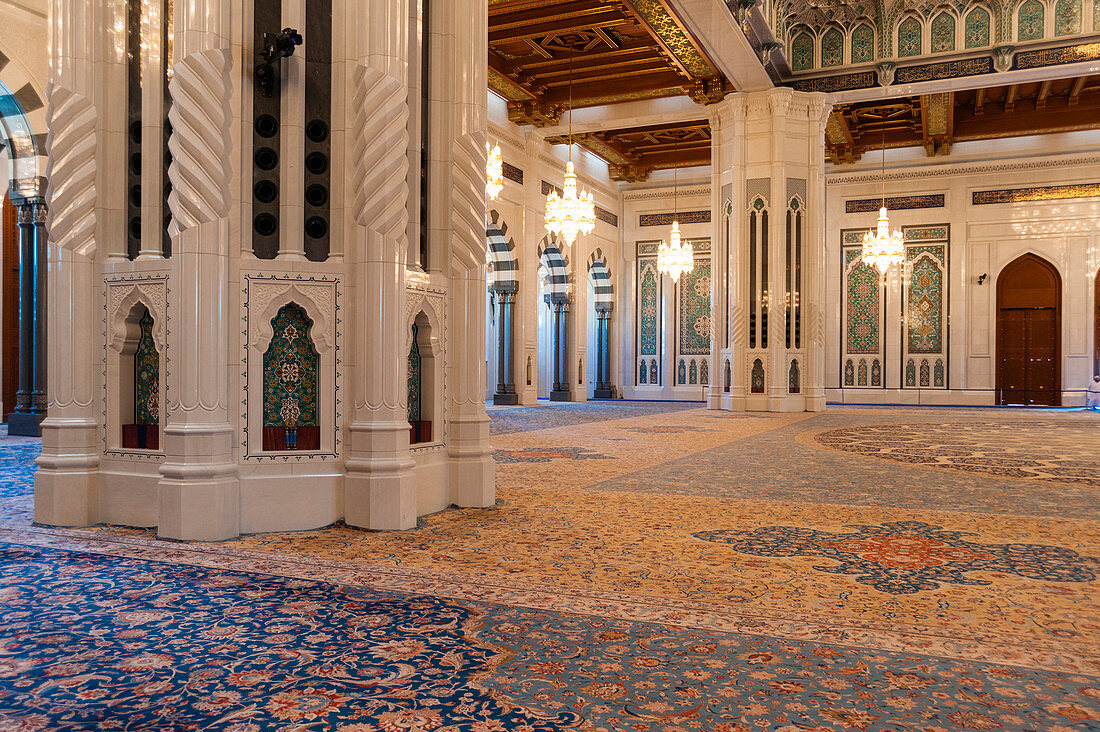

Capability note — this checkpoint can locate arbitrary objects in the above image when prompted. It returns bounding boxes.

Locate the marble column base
[344,420,418,530]
[9,411,45,436]
[493,391,519,405]
[157,424,240,541]
[448,414,494,508]
[550,390,572,402]
[34,419,100,527]
[593,387,615,399]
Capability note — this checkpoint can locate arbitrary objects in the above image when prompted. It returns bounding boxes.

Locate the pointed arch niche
[105,279,168,454]
[408,309,441,445]
[244,276,339,459]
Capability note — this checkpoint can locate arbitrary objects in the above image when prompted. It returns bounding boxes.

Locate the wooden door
[2,195,17,422]
[996,253,1060,406]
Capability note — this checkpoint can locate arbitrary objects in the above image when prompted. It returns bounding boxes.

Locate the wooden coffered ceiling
[546,120,712,181]
[826,74,1100,164]
[489,0,731,127]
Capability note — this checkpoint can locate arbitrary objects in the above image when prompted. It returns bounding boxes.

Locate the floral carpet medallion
[694,521,1099,594]
[0,543,574,731]
[813,421,1100,486]
[493,446,614,463]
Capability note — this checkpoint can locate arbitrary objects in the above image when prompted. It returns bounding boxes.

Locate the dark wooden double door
[996,254,1060,406]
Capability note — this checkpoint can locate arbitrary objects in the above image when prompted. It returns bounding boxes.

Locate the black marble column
[550,298,571,402]
[594,302,614,399]
[9,197,47,436]
[492,283,518,405]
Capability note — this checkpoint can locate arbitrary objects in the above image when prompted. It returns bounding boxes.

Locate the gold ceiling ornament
[656,136,694,283]
[485,142,504,201]
[545,55,596,250]
[860,118,904,275]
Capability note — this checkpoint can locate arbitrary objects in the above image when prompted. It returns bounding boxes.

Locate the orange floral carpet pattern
[1,403,1099,730]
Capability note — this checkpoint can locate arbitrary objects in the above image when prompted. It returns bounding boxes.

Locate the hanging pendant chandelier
[861,117,904,274]
[656,136,694,282]
[657,220,694,282]
[485,142,503,201]
[545,52,595,249]
[545,160,595,247]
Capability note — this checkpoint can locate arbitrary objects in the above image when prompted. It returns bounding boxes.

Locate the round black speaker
[129,121,142,144]
[253,213,278,237]
[254,147,279,171]
[254,114,278,139]
[305,151,328,175]
[305,183,328,207]
[305,216,328,239]
[305,119,329,143]
[129,216,142,240]
[253,179,278,204]
[129,153,142,176]
[129,184,142,208]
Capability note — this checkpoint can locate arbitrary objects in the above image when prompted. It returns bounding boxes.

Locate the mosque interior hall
[0,0,1099,729]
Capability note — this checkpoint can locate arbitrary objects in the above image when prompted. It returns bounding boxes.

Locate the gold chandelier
[861,118,904,274]
[485,142,503,201]
[545,52,595,248]
[656,138,694,282]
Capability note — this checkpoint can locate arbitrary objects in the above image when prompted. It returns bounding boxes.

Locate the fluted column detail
[157,29,239,540]
[343,47,417,530]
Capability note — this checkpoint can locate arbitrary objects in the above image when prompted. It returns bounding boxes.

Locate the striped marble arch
[587,249,613,305]
[0,49,47,200]
[536,235,570,300]
[487,209,518,290]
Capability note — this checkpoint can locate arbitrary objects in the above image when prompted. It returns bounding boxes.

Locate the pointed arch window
[964,6,992,47]
[262,303,320,451]
[931,12,956,51]
[1054,0,1081,34]
[898,16,923,56]
[121,307,160,450]
[851,24,875,63]
[1017,0,1045,40]
[791,32,814,71]
[821,27,844,66]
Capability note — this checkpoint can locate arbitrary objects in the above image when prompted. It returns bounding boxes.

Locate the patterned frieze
[1012,42,1100,70]
[790,71,877,93]
[845,194,945,213]
[639,210,712,226]
[893,57,994,85]
[972,182,1100,205]
[501,162,523,185]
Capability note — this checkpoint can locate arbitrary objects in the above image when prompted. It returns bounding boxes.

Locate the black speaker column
[303,0,331,262]
[252,0,282,260]
[126,0,142,261]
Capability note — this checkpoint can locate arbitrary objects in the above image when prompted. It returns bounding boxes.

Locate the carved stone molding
[106,277,169,353]
[168,49,233,229]
[828,154,1100,185]
[45,85,96,256]
[624,187,711,201]
[351,64,410,238]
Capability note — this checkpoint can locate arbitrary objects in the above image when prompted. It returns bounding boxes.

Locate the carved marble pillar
[10,198,48,436]
[34,2,102,526]
[157,0,240,541]
[550,297,571,401]
[341,1,419,528]
[492,283,518,405]
[594,302,614,398]
[444,0,494,507]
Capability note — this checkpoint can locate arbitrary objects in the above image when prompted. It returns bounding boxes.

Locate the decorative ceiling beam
[825,108,860,164]
[489,11,626,43]
[1067,76,1087,105]
[974,87,986,115]
[1004,84,1018,112]
[920,92,953,157]
[1036,80,1053,109]
[489,0,615,34]
[617,0,719,80]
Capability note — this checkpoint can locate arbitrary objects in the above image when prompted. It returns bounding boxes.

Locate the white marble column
[340,0,419,530]
[35,0,106,526]
[158,0,240,540]
[714,89,832,413]
[444,0,493,507]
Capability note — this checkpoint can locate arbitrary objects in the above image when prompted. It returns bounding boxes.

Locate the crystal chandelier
[656,137,694,282]
[545,52,595,248]
[657,220,694,282]
[545,160,595,247]
[485,142,503,201]
[861,117,904,274]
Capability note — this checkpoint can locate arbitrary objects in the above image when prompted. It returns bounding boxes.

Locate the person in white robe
[1087,375,1100,410]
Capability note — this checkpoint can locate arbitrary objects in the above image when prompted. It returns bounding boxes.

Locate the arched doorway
[996,253,1061,406]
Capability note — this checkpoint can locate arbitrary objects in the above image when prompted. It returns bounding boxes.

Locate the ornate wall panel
[1054,0,1081,34]
[134,310,159,426]
[852,24,875,62]
[965,7,992,46]
[263,304,320,431]
[637,255,661,384]
[931,12,956,52]
[678,257,712,356]
[792,32,814,71]
[899,16,923,56]
[242,274,341,460]
[841,240,884,388]
[902,228,949,389]
[822,27,844,66]
[1018,0,1045,40]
